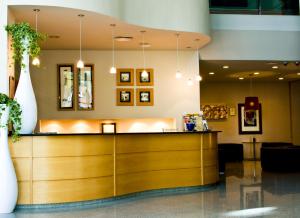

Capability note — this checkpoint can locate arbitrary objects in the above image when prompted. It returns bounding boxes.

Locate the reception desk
[9,131,219,206]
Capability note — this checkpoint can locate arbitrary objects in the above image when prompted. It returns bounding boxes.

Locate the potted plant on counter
[5,22,46,134]
[0,93,22,213]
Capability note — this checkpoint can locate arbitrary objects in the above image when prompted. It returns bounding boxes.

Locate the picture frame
[240,184,263,209]
[136,88,154,106]
[57,64,75,110]
[116,88,134,106]
[238,103,262,134]
[136,68,154,86]
[117,68,134,86]
[77,64,94,110]
[101,123,117,134]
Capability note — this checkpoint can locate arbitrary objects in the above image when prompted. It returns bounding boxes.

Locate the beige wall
[200,82,292,143]
[31,50,200,131]
[291,81,300,145]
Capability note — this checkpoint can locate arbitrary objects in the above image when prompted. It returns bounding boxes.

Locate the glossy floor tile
[6,161,300,218]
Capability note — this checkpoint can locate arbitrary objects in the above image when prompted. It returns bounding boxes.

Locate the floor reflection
[13,161,300,217]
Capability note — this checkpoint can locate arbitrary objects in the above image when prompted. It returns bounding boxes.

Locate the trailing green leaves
[0,93,22,142]
[5,22,46,68]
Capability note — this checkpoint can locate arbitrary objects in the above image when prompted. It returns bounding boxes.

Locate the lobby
[0,0,300,217]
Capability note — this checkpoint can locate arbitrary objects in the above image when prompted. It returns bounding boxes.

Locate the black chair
[218,143,243,173]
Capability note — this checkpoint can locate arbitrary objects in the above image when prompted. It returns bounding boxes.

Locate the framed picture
[201,104,228,120]
[136,68,154,86]
[57,64,75,110]
[116,88,134,106]
[77,64,94,110]
[238,103,262,134]
[240,184,263,209]
[117,68,134,86]
[136,88,154,106]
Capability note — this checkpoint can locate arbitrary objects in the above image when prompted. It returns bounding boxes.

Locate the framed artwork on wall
[116,68,134,86]
[116,88,134,106]
[77,64,94,110]
[238,103,262,134]
[57,64,75,110]
[200,104,228,120]
[136,88,154,106]
[136,68,154,86]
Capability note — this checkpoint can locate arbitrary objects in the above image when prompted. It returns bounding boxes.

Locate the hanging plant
[0,93,22,142]
[5,22,46,68]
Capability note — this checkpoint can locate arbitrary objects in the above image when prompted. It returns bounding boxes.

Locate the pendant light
[32,9,40,66]
[175,33,182,79]
[245,74,259,110]
[141,30,148,77]
[110,24,117,74]
[77,14,84,69]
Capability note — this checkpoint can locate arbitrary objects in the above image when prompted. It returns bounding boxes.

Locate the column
[0,0,8,94]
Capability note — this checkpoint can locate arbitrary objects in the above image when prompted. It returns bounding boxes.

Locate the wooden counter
[9,132,219,205]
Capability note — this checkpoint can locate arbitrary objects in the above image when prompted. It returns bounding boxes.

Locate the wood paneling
[33,135,113,157]
[13,158,32,181]
[116,168,202,196]
[117,151,201,174]
[33,177,114,204]
[9,137,32,158]
[203,149,218,167]
[17,181,31,204]
[203,166,219,185]
[33,155,113,181]
[116,134,203,153]
[202,133,217,149]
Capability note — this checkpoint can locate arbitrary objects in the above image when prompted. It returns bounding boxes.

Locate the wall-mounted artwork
[116,88,134,106]
[201,104,228,120]
[238,103,262,134]
[77,64,94,110]
[136,68,154,86]
[136,88,154,106]
[57,64,75,110]
[117,68,134,86]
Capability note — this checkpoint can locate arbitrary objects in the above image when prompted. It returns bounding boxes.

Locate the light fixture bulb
[254,72,260,75]
[110,66,116,74]
[239,77,244,80]
[196,75,202,81]
[272,66,279,69]
[297,72,300,76]
[187,79,193,86]
[141,70,148,78]
[223,65,229,69]
[278,77,284,80]
[77,60,84,68]
[32,57,40,66]
[209,72,215,75]
[175,71,182,79]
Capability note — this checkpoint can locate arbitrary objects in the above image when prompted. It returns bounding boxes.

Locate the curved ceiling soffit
[8,0,211,43]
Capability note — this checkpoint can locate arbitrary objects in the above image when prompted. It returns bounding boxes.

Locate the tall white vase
[0,104,18,213]
[14,39,37,134]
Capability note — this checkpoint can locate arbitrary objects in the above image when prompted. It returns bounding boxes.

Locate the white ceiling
[200,60,300,82]
[10,5,210,50]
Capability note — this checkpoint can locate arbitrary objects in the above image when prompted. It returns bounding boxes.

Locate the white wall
[0,0,8,94]
[31,50,200,130]
[200,14,300,60]
[201,82,292,143]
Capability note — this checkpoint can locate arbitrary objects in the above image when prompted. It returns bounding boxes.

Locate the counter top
[18,130,221,137]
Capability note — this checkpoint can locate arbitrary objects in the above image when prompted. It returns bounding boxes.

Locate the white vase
[0,104,18,213]
[14,38,37,134]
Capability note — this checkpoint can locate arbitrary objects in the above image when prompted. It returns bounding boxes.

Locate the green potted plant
[0,93,22,142]
[5,22,45,67]
[5,22,45,134]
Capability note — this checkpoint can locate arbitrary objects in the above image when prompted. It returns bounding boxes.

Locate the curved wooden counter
[9,132,219,205]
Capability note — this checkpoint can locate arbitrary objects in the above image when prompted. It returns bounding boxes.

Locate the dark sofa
[218,143,243,172]
[261,142,300,172]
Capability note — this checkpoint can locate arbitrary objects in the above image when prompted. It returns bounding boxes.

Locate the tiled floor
[7,161,300,218]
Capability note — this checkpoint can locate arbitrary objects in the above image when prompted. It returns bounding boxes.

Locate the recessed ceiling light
[297,72,300,76]
[223,65,229,69]
[209,72,215,75]
[272,66,279,69]
[254,72,260,75]
[239,77,244,80]
[139,42,151,48]
[278,77,284,80]
[114,36,133,42]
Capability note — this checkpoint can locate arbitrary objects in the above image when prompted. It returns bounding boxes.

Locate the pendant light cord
[35,10,38,32]
[176,34,179,71]
[79,17,82,61]
[142,31,146,70]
